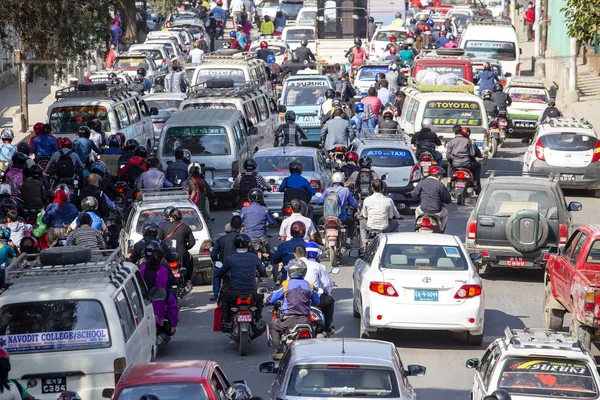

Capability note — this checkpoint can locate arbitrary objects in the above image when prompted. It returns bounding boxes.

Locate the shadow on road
[483,309,527,340]
[482,267,544,283]
[417,388,471,400]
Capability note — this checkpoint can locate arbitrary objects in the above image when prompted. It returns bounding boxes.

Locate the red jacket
[525,7,535,23]
[120,156,148,180]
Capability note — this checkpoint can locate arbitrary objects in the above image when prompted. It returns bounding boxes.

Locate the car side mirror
[381,173,388,181]
[259,361,278,373]
[278,104,287,113]
[331,267,340,274]
[519,48,522,55]
[257,287,269,294]
[215,261,223,269]
[568,201,582,212]
[406,364,426,376]
[521,137,532,144]
[469,253,483,264]
[504,72,512,78]
[348,249,362,258]
[315,192,323,198]
[466,358,480,369]
[249,126,259,136]
[102,388,114,398]
[272,212,280,218]
[149,107,159,116]
[26,379,38,389]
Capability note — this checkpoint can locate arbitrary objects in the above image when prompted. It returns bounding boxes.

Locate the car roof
[164,109,244,126]
[285,75,329,81]
[380,232,462,246]
[255,146,319,157]
[121,361,212,385]
[290,339,396,367]
[143,93,187,101]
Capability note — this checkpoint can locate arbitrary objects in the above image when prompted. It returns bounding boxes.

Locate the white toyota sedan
[352,232,485,344]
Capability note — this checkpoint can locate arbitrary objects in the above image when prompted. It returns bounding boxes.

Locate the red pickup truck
[544,224,600,350]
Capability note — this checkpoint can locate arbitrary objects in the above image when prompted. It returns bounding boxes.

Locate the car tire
[352,294,360,318]
[505,210,549,253]
[359,313,371,339]
[466,330,484,346]
[570,317,592,350]
[490,137,498,158]
[594,188,600,199]
[39,246,92,266]
[543,284,565,331]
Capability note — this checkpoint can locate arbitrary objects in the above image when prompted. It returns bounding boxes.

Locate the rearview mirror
[316,287,324,295]
[179,267,187,276]
[348,249,362,258]
[568,201,582,212]
[406,364,426,376]
[257,287,269,294]
[315,192,323,198]
[26,379,38,389]
[102,388,114,398]
[521,137,532,144]
[149,286,167,301]
[150,107,159,116]
[466,358,480,369]
[469,253,483,264]
[331,267,340,274]
[249,126,259,136]
[278,104,287,113]
[214,261,223,269]
[504,72,512,78]
[259,361,278,373]
[272,212,280,218]
[381,173,388,181]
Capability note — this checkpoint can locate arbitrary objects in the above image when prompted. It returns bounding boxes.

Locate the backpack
[56,150,75,178]
[127,163,145,187]
[357,170,374,197]
[323,185,343,218]
[5,168,23,197]
[238,172,258,201]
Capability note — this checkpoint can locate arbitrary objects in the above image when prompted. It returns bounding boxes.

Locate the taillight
[420,217,432,227]
[283,52,288,62]
[200,240,212,255]
[592,140,600,162]
[297,329,311,339]
[371,42,375,52]
[310,179,322,193]
[467,221,477,240]
[559,224,568,245]
[454,284,482,299]
[283,205,293,216]
[114,357,127,384]
[369,282,398,297]
[489,120,498,129]
[117,186,126,195]
[453,169,471,180]
[515,64,520,75]
[242,200,250,208]
[409,165,421,181]
[535,138,545,161]
[421,155,432,161]
[499,79,506,85]
[237,297,252,305]
[584,292,596,312]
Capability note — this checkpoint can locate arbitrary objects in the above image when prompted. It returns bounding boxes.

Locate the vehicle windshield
[256,155,316,172]
[380,244,467,270]
[113,57,152,71]
[481,189,551,217]
[464,40,517,61]
[360,148,414,168]
[283,81,329,106]
[280,2,304,18]
[472,64,502,83]
[136,208,203,233]
[260,1,278,8]
[146,99,183,113]
[507,87,548,104]
[374,30,408,41]
[163,126,230,156]
[284,29,315,41]
[250,45,286,57]
[131,48,164,61]
[420,65,465,78]
[50,106,110,135]
[498,357,598,398]
[540,134,597,152]
[298,10,317,22]
[0,300,110,354]
[116,383,208,400]
[358,67,389,82]
[182,102,237,111]
[286,365,400,397]
[423,101,483,126]
[194,68,246,85]
[452,14,471,26]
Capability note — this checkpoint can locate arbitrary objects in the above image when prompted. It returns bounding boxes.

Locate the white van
[459,20,521,78]
[0,248,157,400]
[47,83,157,149]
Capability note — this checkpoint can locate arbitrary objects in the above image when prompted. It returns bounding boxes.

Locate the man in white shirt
[295,242,335,333]
[279,199,318,241]
[360,179,398,249]
[229,0,245,25]
[188,42,205,64]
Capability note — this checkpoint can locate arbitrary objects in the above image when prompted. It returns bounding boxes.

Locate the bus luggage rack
[504,327,585,351]
[359,128,412,144]
[55,83,132,101]
[5,249,130,288]
[187,82,259,97]
[486,170,560,181]
[204,52,258,62]
[136,187,191,203]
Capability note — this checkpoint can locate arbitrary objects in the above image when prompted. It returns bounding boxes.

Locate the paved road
[156,136,600,400]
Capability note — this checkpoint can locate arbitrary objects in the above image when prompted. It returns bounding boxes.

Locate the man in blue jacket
[272,221,306,285]
[280,160,316,214]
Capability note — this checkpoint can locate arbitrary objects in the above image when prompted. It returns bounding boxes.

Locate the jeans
[526,22,534,41]
[366,116,378,129]
[415,206,449,232]
[212,268,221,296]
[433,151,443,166]
[269,315,309,351]
[359,219,399,246]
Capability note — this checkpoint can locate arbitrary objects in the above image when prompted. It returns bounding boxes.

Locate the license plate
[515,121,536,128]
[499,120,508,126]
[475,141,484,148]
[42,377,67,394]
[506,257,527,267]
[236,314,253,322]
[272,185,279,192]
[414,289,438,302]
[454,180,467,188]
[326,229,339,237]
[420,161,431,167]
[301,116,317,123]
[560,174,576,182]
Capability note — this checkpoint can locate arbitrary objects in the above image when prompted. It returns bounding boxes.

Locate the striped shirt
[65,225,107,249]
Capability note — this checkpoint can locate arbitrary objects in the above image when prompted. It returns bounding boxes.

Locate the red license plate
[326,229,339,237]
[272,185,279,192]
[454,181,467,188]
[506,257,527,267]
[236,314,253,322]
[420,161,431,167]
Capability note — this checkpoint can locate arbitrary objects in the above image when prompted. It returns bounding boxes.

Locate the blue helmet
[426,19,435,27]
[91,161,107,176]
[230,30,237,38]
[306,242,321,259]
[266,55,276,63]
[355,103,365,113]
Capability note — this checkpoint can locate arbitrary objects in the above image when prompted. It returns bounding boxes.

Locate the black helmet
[181,149,192,164]
[285,110,296,122]
[243,158,257,171]
[300,39,309,47]
[111,77,120,86]
[77,126,91,138]
[248,188,264,203]
[332,99,343,110]
[484,390,511,400]
[108,135,121,148]
[493,83,503,92]
[359,155,372,169]
[134,145,148,159]
[81,196,99,212]
[142,222,160,238]
[233,233,251,250]
[325,89,335,99]
[134,74,144,83]
[482,90,492,100]
[136,67,147,77]
[163,206,175,220]
[30,164,43,179]
[0,199,18,214]
[17,142,30,155]
[226,382,252,400]
[368,16,374,22]
[354,37,362,46]
[410,17,417,24]
[155,76,165,86]
[12,152,28,168]
[289,160,303,174]
[125,139,139,152]
[144,240,164,264]
[108,72,117,79]
[395,12,402,18]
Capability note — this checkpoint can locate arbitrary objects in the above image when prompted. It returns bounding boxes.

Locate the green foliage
[561,0,600,44]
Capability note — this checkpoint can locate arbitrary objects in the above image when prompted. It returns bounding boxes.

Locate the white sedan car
[352,232,485,344]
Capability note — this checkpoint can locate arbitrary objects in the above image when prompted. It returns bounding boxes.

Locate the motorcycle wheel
[490,137,498,158]
[329,247,338,267]
[457,191,466,206]
[239,329,250,356]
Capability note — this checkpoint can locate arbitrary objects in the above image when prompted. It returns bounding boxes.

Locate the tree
[561,0,600,45]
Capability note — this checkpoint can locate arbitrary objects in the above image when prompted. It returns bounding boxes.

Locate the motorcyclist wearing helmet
[0,348,27,399]
[17,141,35,169]
[0,129,17,163]
[260,15,275,35]
[279,199,318,242]
[390,12,405,27]
[128,222,174,263]
[153,76,166,94]
[378,107,402,135]
[349,104,366,138]
[295,39,316,63]
[384,46,401,64]
[215,233,266,332]
[434,30,448,48]
[345,37,367,75]
[478,62,499,94]
[318,171,357,243]
[73,126,101,164]
[188,41,205,63]
[280,160,316,207]
[226,30,242,50]
[538,98,563,123]
[385,63,406,95]
[136,67,152,90]
[44,137,84,178]
[165,148,190,185]
[341,151,360,179]
[272,220,307,284]
[21,164,47,211]
[318,89,336,121]
[484,390,512,400]
[42,188,79,245]
[103,134,123,155]
[119,139,139,171]
[275,111,307,147]
[359,179,399,248]
[77,173,112,218]
[491,83,512,111]
[31,123,58,159]
[411,117,443,165]
[482,90,499,119]
[266,257,320,359]
[226,382,253,400]
[232,158,271,201]
[29,122,45,147]
[120,145,149,184]
[410,165,451,232]
[446,124,482,191]
[321,108,351,153]
[130,74,147,95]
[241,188,275,242]
[345,156,379,198]
[64,212,107,249]
[211,215,243,301]
[67,196,107,234]
[135,157,173,191]
[159,207,196,284]
[256,40,275,62]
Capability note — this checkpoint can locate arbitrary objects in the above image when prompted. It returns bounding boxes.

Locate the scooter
[414,214,444,233]
[417,152,437,179]
[318,215,348,267]
[148,286,178,347]
[449,168,476,206]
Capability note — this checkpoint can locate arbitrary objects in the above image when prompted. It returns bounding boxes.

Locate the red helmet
[461,126,471,137]
[407,31,414,38]
[429,166,444,176]
[217,0,223,5]
[389,46,397,54]
[290,221,306,237]
[59,137,73,149]
[389,35,397,42]
[345,151,358,162]
[33,122,44,135]
[260,41,268,49]
[0,348,9,360]
[422,25,431,31]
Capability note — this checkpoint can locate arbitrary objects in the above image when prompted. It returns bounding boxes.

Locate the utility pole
[534,0,541,56]
[15,50,28,133]
[540,0,548,53]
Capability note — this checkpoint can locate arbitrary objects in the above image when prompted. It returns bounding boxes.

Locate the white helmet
[388,63,398,71]
[1,128,14,141]
[331,171,345,184]
[406,38,415,45]
[422,118,433,130]
[188,162,202,175]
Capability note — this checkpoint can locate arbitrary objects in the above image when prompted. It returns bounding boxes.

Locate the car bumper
[466,240,550,268]
[363,295,484,333]
[528,161,600,189]
[193,255,213,273]
[300,126,322,144]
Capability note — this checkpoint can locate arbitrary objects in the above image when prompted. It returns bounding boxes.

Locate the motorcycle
[149,286,177,347]
[251,238,272,277]
[449,168,476,206]
[414,214,444,233]
[104,207,124,249]
[168,256,192,301]
[318,215,349,267]
[497,109,509,141]
[417,152,437,179]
